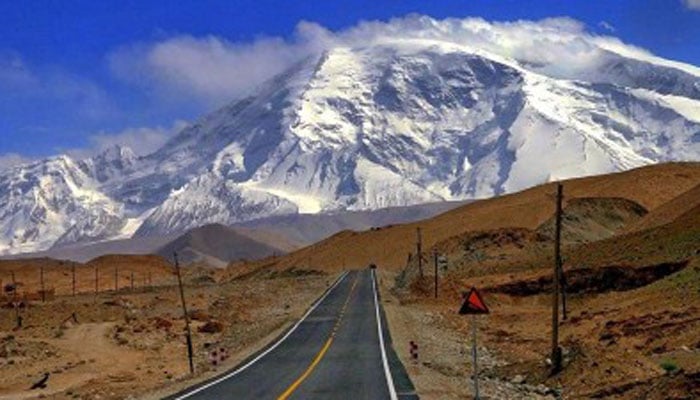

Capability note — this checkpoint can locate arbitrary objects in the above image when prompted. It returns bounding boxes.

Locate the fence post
[40,266,45,302]
[72,264,76,296]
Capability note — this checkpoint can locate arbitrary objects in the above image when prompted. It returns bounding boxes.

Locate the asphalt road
[168,269,418,400]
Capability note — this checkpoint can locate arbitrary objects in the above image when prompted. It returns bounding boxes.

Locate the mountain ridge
[1,29,699,255]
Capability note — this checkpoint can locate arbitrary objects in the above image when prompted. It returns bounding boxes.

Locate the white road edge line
[372,269,399,400]
[173,270,350,399]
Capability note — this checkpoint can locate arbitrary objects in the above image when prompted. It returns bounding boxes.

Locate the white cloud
[0,153,34,170]
[594,36,700,76]
[598,21,615,32]
[1,121,188,172]
[0,52,115,120]
[108,35,313,105]
[0,52,38,89]
[87,120,189,155]
[108,15,700,106]
[65,120,189,160]
[682,0,700,10]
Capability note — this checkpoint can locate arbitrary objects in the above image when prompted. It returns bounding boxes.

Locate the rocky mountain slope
[1,21,700,255]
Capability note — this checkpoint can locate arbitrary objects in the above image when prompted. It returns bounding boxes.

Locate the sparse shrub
[198,321,224,334]
[660,359,678,373]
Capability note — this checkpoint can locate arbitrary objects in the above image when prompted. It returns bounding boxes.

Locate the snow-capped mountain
[2,20,700,254]
[78,145,138,184]
[0,155,126,254]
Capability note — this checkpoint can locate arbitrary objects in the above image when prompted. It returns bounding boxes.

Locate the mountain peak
[79,144,139,184]
[98,144,137,160]
[1,38,699,254]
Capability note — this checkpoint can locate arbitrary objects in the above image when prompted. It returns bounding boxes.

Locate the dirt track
[0,271,331,400]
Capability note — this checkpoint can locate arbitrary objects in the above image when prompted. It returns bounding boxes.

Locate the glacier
[1,30,699,255]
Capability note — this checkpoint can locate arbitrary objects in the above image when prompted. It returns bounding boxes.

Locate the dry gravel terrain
[0,266,333,400]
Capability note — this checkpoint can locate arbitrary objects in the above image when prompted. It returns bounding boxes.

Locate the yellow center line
[277,273,360,400]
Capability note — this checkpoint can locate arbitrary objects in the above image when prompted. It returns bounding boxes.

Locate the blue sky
[1,0,699,166]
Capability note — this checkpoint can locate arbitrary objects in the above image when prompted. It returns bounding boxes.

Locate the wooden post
[11,271,20,329]
[40,266,45,302]
[560,240,567,321]
[174,252,195,375]
[433,249,438,299]
[72,264,76,296]
[551,183,563,375]
[560,268,567,321]
[554,182,566,321]
[416,227,423,278]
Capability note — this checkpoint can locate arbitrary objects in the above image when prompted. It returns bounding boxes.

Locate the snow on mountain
[0,155,125,254]
[78,145,138,183]
[136,42,699,236]
[2,18,700,254]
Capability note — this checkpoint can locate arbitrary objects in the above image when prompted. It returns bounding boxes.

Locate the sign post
[459,287,490,400]
[472,315,479,398]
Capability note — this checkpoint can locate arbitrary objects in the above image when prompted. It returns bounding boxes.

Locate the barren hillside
[239,162,700,273]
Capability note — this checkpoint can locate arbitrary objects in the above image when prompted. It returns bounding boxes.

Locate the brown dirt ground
[371,165,700,399]
[377,186,700,398]
[0,267,334,400]
[3,162,699,399]
[380,255,700,399]
[622,182,700,234]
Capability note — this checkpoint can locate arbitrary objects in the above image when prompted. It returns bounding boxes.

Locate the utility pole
[560,271,567,321]
[551,183,564,375]
[174,252,195,375]
[433,249,438,299]
[40,266,45,302]
[416,227,423,278]
[555,184,567,321]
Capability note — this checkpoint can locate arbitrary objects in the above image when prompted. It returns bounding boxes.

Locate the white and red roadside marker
[209,347,229,367]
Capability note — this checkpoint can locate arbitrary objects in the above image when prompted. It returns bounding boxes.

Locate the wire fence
[1,264,179,302]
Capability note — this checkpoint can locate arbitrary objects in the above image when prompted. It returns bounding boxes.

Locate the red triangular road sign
[459,287,489,315]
